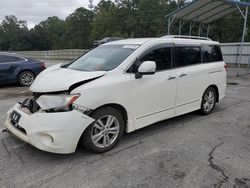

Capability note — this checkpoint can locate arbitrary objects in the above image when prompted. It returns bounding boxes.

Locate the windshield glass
[67,44,139,71]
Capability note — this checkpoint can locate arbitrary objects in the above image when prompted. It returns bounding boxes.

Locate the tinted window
[0,55,23,63]
[203,45,223,63]
[140,48,172,71]
[175,47,202,67]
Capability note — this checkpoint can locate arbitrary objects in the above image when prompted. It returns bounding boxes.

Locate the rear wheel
[81,107,124,153]
[19,71,35,86]
[200,87,217,115]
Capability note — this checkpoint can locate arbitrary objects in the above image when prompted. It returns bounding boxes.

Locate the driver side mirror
[135,61,156,79]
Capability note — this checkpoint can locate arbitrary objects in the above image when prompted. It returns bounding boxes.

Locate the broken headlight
[36,94,80,112]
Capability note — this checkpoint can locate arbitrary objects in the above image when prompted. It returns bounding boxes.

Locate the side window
[140,47,172,71]
[203,45,223,63]
[0,55,5,63]
[0,55,23,63]
[175,47,202,67]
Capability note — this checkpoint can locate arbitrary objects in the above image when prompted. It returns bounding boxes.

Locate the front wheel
[81,107,124,153]
[200,87,217,115]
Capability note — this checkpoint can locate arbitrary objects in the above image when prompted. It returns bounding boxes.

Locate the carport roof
[166,0,250,24]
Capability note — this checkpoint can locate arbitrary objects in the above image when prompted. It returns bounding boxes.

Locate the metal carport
[166,0,250,76]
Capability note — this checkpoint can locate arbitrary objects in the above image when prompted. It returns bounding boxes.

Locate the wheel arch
[90,103,128,131]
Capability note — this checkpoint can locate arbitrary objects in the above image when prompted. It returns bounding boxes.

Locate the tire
[200,87,217,115]
[18,71,35,86]
[81,107,124,153]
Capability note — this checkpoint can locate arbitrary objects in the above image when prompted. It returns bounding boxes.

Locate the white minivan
[3,36,227,154]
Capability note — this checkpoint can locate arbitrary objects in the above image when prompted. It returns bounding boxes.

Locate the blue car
[0,53,46,86]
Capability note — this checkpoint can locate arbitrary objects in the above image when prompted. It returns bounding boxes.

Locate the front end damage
[3,93,95,154]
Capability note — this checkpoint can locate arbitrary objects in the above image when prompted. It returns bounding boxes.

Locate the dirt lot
[0,66,250,188]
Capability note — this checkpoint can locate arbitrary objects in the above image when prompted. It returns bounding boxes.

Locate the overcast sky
[0,0,101,28]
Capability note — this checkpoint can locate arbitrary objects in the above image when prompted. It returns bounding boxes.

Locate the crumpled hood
[30,64,106,93]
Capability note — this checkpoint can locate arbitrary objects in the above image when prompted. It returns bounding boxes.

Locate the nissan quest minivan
[3,36,227,154]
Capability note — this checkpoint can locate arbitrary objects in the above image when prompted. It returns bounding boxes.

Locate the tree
[91,0,177,40]
[0,15,31,50]
[91,0,124,40]
[31,16,65,50]
[65,7,95,49]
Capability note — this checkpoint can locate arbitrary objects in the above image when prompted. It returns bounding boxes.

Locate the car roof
[0,52,18,56]
[106,37,219,46]
[0,52,31,61]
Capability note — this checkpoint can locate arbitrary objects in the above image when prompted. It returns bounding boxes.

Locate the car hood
[30,64,106,93]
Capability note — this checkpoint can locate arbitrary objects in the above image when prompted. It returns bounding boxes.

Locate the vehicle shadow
[6,110,202,162]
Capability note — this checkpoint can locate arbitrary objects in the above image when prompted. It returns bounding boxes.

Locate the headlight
[36,94,80,111]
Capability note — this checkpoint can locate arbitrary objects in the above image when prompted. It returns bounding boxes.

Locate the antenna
[88,0,94,11]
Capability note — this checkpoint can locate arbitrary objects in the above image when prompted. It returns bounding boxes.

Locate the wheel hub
[91,115,120,148]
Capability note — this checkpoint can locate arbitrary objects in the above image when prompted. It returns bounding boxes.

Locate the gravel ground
[0,64,250,188]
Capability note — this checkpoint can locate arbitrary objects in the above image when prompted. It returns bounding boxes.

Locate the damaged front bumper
[3,103,94,154]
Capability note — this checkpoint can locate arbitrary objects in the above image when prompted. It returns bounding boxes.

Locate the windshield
[67,44,139,71]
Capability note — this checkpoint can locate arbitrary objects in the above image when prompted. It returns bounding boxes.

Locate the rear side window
[0,55,24,63]
[202,45,223,63]
[175,47,202,67]
[140,47,172,71]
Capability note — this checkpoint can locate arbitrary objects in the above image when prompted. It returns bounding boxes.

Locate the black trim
[209,70,223,74]
[176,99,200,108]
[136,107,175,120]
[69,76,103,92]
[135,71,155,79]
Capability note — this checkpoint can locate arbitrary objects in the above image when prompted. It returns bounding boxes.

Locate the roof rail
[161,35,212,41]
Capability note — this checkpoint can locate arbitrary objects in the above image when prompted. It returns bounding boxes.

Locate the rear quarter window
[202,45,223,63]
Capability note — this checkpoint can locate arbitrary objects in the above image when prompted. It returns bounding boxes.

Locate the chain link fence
[14,49,89,60]
[9,43,250,76]
[220,43,250,76]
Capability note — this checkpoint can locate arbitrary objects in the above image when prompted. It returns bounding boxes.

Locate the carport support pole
[179,20,182,35]
[207,24,210,38]
[198,23,202,36]
[189,22,192,36]
[237,5,248,77]
[168,17,170,35]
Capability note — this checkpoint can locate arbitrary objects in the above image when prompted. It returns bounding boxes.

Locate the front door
[129,45,177,130]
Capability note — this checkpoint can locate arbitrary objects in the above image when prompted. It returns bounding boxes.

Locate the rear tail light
[224,64,228,71]
[41,62,46,69]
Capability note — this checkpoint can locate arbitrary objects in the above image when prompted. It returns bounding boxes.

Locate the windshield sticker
[123,45,139,49]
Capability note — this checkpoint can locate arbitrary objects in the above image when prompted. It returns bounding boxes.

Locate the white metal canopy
[166,0,250,76]
[166,0,250,24]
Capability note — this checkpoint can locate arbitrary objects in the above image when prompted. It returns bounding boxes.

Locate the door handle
[179,73,187,77]
[168,76,176,80]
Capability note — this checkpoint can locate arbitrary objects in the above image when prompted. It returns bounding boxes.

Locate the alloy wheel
[91,115,120,148]
[203,91,215,112]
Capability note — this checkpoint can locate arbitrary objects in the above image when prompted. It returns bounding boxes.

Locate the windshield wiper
[60,62,72,68]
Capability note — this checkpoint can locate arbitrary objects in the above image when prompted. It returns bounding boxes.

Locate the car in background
[0,53,46,86]
[93,37,123,47]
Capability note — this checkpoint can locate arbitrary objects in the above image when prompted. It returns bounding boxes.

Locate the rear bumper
[3,103,94,154]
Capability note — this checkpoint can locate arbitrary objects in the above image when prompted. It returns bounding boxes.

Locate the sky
[0,0,101,28]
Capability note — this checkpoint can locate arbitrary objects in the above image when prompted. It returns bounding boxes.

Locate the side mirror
[136,61,156,79]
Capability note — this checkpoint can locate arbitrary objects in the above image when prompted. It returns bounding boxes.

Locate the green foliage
[0,15,30,51]
[65,8,95,49]
[0,0,249,51]
[31,16,65,50]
